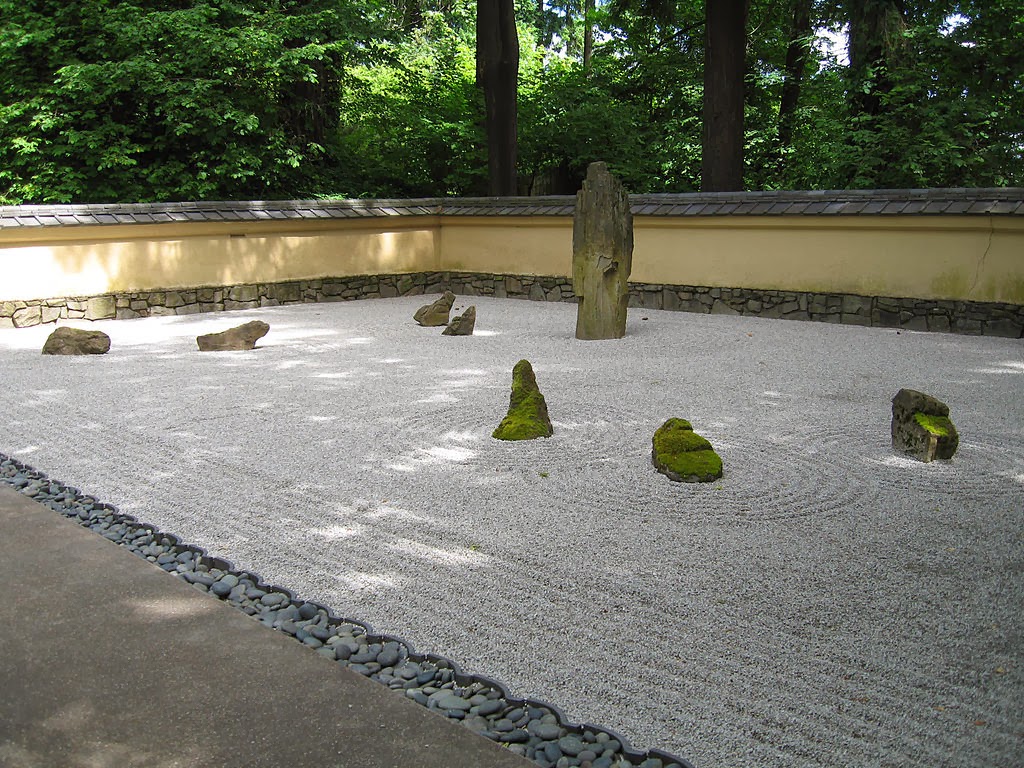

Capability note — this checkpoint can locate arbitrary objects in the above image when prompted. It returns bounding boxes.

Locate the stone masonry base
[2,272,1021,338]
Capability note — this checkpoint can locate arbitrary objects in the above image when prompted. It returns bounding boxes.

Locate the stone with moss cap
[492,360,553,440]
[891,388,959,462]
[652,418,723,483]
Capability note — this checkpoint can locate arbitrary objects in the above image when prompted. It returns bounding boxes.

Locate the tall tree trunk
[846,0,906,118]
[402,0,423,31]
[702,0,749,192]
[583,0,595,73]
[477,0,519,196]
[777,0,812,151]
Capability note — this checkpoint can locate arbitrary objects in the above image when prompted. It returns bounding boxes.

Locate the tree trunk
[777,0,812,151]
[846,0,906,118]
[477,0,519,196]
[402,0,423,31]
[583,0,595,73]
[702,0,748,192]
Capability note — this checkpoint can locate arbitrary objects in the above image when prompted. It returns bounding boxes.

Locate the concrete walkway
[0,485,531,768]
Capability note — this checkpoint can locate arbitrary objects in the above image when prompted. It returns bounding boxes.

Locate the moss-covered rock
[652,418,723,483]
[891,388,958,462]
[492,359,553,441]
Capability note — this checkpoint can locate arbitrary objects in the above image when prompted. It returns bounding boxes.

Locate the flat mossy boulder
[414,291,455,327]
[891,388,959,462]
[652,418,723,483]
[492,359,553,441]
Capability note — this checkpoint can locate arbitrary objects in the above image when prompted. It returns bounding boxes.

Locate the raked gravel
[1,296,1021,768]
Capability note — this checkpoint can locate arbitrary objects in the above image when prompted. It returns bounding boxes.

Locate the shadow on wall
[4,218,440,303]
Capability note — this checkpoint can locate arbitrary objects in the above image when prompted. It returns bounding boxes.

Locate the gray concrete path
[0,484,531,768]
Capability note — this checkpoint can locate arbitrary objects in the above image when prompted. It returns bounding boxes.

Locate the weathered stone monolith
[652,418,723,483]
[572,162,633,340]
[891,388,958,462]
[492,360,553,440]
[414,291,456,327]
[41,326,111,355]
[442,306,476,336]
[196,320,270,351]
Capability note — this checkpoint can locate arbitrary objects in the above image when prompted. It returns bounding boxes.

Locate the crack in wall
[968,216,996,297]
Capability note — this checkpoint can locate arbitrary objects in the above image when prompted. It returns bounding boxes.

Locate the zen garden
[0,2,1021,768]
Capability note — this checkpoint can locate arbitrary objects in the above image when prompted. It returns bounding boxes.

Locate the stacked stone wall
[2,271,1020,338]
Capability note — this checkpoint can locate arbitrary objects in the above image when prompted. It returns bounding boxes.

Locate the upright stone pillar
[572,162,634,340]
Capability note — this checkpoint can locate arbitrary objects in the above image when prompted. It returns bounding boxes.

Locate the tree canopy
[1,0,1020,203]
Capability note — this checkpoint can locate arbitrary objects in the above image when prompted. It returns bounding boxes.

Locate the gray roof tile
[1,189,1021,230]
[988,200,1018,214]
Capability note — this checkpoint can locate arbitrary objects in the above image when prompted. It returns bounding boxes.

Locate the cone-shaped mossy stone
[652,418,723,483]
[492,360,553,440]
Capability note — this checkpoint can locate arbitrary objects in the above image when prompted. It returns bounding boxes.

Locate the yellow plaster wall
[437,218,572,277]
[2,213,1022,305]
[0,219,439,301]
[631,216,1024,304]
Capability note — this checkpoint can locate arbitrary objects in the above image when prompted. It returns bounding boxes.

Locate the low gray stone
[413,291,456,326]
[435,693,472,712]
[227,285,259,302]
[85,296,117,320]
[196,320,269,351]
[442,305,476,336]
[558,735,586,756]
[13,306,42,327]
[210,581,232,597]
[41,327,111,355]
[476,699,503,716]
[535,723,562,740]
[891,388,958,462]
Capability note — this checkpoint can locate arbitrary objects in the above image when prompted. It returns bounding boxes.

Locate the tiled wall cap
[1,189,1021,228]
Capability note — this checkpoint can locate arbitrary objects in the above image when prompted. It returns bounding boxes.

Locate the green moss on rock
[652,417,723,483]
[913,412,954,437]
[492,359,553,441]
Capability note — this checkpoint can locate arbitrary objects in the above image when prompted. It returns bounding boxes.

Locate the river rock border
[2,271,1021,338]
[0,451,691,768]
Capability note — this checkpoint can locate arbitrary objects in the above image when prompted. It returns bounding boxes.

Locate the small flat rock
[652,417,723,483]
[891,388,959,462]
[196,320,269,351]
[41,327,111,355]
[413,291,455,326]
[442,305,476,336]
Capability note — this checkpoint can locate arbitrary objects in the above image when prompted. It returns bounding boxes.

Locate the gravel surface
[1,296,1021,768]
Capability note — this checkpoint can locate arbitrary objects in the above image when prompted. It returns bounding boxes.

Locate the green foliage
[1,0,1020,203]
[336,11,487,196]
[0,0,360,203]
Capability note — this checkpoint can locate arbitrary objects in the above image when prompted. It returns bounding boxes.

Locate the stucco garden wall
[2,192,1021,336]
